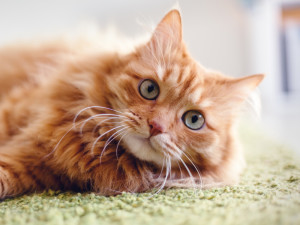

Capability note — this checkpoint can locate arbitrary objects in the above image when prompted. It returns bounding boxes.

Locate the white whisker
[44,126,75,159]
[99,126,129,164]
[157,158,165,180]
[177,156,197,190]
[153,158,167,189]
[169,157,172,180]
[182,151,203,189]
[73,106,124,125]
[115,131,129,160]
[171,142,203,190]
[176,161,183,180]
[45,119,88,158]
[103,127,129,150]
[91,125,126,155]
[47,105,131,160]
[150,156,170,198]
[92,117,118,134]
[79,114,130,135]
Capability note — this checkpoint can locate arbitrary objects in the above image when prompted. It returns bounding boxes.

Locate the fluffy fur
[0,10,264,199]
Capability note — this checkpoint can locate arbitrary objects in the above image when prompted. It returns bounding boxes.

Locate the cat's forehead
[126,59,218,107]
[154,63,204,103]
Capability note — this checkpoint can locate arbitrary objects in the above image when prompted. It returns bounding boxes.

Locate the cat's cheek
[189,133,222,166]
[199,145,223,166]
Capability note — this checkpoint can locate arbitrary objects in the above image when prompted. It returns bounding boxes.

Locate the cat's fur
[0,10,264,199]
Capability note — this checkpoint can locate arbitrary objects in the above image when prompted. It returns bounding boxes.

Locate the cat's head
[100,10,264,168]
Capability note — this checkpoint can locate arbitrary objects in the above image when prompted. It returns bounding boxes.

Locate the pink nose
[148,119,164,137]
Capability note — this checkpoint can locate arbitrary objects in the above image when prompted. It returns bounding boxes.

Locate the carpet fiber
[0,124,299,225]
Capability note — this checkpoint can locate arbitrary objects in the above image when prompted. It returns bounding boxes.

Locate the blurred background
[0,0,299,154]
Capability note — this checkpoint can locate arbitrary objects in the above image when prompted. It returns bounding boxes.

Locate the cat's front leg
[87,151,155,195]
[0,163,22,199]
[0,162,38,200]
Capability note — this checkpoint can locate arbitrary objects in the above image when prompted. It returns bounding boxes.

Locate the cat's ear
[149,9,182,51]
[226,74,265,102]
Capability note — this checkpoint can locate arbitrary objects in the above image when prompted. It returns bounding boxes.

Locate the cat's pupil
[147,84,154,93]
[191,115,198,123]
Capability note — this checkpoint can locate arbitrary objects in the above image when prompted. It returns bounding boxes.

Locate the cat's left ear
[226,74,265,102]
[149,9,182,51]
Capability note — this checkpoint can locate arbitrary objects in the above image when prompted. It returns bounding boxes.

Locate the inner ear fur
[148,9,183,52]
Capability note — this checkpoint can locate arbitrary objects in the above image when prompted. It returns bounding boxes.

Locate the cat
[0,9,264,199]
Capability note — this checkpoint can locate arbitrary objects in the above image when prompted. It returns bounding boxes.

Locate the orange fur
[0,10,264,199]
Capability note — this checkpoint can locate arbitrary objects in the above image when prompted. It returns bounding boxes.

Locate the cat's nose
[148,119,165,137]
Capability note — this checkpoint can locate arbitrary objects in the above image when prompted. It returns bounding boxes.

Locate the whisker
[91,117,132,135]
[148,156,169,198]
[169,156,172,180]
[177,156,197,191]
[79,114,130,135]
[103,127,129,151]
[46,105,130,159]
[115,131,129,160]
[182,151,203,189]
[91,125,126,155]
[73,105,126,127]
[155,156,171,196]
[92,117,117,134]
[44,126,75,159]
[99,126,129,164]
[73,106,124,124]
[45,119,88,159]
[90,106,124,115]
[176,161,183,180]
[157,158,165,180]
[171,143,203,190]
[78,113,128,128]
[162,156,171,192]
[153,158,167,189]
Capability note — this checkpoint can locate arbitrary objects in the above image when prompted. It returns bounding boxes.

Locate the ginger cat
[0,10,264,199]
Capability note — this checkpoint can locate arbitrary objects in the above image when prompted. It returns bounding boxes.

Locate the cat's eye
[182,110,205,130]
[138,79,160,100]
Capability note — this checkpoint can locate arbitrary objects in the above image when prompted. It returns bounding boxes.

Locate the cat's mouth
[122,133,181,166]
[142,137,156,149]
[139,136,162,154]
[148,136,180,158]
[122,133,167,165]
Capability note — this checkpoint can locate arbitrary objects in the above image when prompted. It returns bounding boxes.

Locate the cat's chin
[122,134,166,166]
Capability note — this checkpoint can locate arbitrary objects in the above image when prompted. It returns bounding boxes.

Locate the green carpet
[0,124,299,225]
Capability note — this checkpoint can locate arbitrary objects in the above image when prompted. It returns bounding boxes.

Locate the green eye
[138,79,159,100]
[182,110,205,130]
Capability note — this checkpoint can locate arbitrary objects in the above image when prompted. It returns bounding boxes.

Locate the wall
[0,0,248,77]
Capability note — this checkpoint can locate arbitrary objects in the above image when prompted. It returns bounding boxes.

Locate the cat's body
[0,10,263,199]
